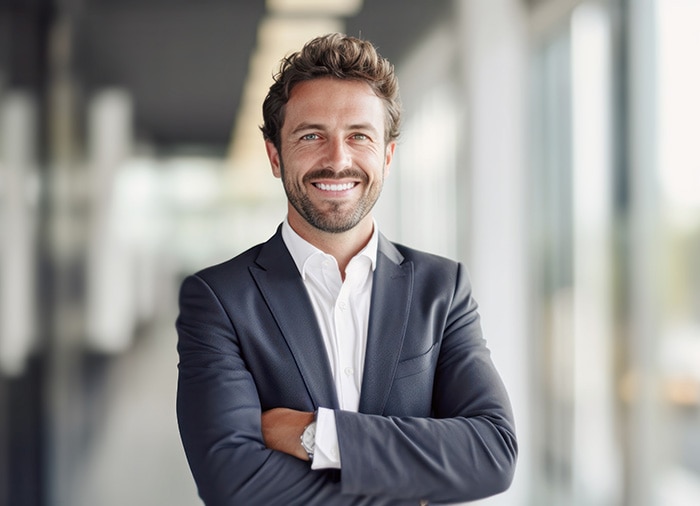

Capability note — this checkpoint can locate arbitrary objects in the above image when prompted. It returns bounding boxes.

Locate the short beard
[280,164,383,234]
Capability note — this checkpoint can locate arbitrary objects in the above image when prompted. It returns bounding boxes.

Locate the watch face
[302,421,316,454]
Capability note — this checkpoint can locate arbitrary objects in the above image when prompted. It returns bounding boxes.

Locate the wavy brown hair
[260,33,401,150]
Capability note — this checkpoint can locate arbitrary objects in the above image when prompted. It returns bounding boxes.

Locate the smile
[314,182,357,191]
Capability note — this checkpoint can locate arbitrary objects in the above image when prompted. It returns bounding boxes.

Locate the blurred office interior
[1,0,699,505]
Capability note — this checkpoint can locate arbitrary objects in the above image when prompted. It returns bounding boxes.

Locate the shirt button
[344,367,354,376]
[338,301,347,310]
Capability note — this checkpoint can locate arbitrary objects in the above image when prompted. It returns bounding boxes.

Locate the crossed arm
[176,270,517,505]
[261,407,315,461]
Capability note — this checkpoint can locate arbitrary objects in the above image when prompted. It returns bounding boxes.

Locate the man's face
[265,77,395,235]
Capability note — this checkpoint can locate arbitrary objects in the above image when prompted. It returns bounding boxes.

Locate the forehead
[282,78,386,131]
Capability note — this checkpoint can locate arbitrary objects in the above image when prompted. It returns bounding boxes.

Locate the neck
[288,214,374,277]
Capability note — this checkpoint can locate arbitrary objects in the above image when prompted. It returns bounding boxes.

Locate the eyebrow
[289,122,380,136]
[289,123,324,135]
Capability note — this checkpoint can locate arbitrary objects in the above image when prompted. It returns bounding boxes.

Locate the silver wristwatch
[300,419,317,460]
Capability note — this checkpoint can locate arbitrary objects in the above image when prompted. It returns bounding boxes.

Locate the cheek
[368,154,389,179]
[382,157,391,178]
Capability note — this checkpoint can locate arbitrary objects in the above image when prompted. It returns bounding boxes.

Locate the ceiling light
[266,0,363,16]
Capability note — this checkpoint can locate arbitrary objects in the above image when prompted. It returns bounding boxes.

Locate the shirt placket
[335,278,360,411]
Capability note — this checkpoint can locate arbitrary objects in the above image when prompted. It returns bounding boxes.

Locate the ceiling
[62,0,450,153]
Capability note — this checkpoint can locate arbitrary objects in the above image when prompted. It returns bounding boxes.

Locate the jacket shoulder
[194,243,262,279]
[390,241,460,270]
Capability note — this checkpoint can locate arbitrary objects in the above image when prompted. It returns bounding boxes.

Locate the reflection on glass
[657,0,700,502]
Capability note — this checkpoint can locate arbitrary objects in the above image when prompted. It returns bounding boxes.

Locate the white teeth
[315,182,355,191]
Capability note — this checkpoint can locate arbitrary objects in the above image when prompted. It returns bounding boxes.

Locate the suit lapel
[250,229,339,410]
[359,235,413,414]
[250,229,413,415]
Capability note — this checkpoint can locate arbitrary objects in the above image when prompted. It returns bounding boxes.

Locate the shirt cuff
[310,407,341,469]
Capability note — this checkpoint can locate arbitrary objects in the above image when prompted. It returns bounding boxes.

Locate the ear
[383,141,396,178]
[265,140,282,178]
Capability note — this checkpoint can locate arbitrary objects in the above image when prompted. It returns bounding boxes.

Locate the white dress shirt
[281,218,377,469]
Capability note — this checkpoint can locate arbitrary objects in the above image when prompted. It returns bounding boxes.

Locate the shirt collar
[281,217,378,279]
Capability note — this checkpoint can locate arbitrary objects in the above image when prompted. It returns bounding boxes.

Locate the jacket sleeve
[175,274,416,506]
[334,263,518,503]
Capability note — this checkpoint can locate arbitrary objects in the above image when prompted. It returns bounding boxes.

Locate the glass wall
[529,0,700,504]
[654,0,700,502]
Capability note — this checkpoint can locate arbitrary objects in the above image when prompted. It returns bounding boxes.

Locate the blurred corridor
[1,0,699,505]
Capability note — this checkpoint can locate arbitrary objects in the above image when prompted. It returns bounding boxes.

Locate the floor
[73,304,202,506]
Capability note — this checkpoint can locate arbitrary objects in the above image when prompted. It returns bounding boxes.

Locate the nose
[324,136,352,172]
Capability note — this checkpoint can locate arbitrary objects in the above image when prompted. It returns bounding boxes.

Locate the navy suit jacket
[176,227,517,505]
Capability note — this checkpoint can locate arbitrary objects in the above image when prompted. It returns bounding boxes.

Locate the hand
[261,407,315,461]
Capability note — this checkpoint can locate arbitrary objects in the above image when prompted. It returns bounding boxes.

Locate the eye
[301,133,319,141]
[351,133,369,141]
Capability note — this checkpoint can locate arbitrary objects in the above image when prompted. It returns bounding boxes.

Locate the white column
[0,92,38,376]
[85,89,136,353]
[570,4,621,504]
[457,0,530,504]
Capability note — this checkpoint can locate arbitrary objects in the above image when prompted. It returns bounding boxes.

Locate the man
[176,33,517,505]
